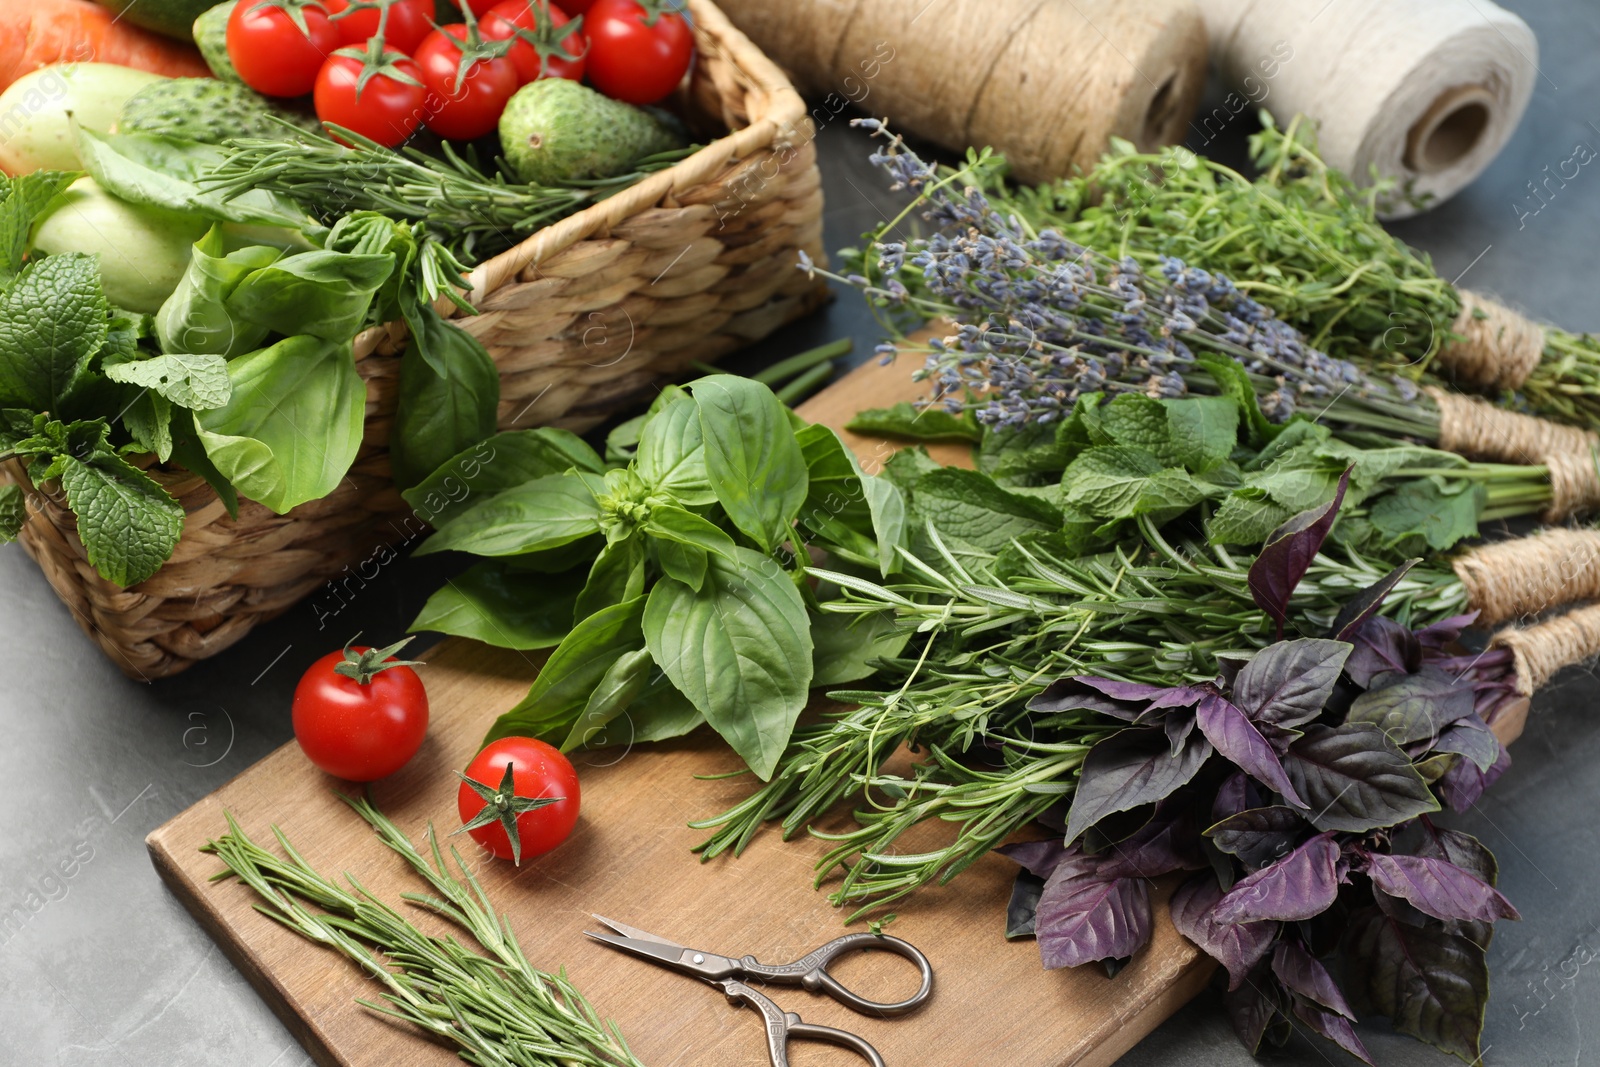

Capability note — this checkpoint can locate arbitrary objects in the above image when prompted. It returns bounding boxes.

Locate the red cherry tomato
[457,737,580,864]
[583,0,692,105]
[414,24,521,140]
[292,641,429,782]
[481,0,586,84]
[226,0,341,98]
[323,0,434,53]
[557,0,593,10]
[314,47,427,147]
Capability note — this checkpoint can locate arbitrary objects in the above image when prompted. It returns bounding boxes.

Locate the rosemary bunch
[695,520,1469,917]
[202,122,694,265]
[206,796,642,1067]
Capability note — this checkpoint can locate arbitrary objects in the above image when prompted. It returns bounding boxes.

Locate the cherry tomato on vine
[226,0,341,97]
[583,0,693,106]
[459,0,502,15]
[315,45,427,147]
[292,638,429,782]
[482,0,586,84]
[557,0,594,10]
[414,23,521,140]
[323,0,435,53]
[454,737,580,865]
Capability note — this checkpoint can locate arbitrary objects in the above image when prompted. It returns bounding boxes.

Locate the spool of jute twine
[1427,387,1599,464]
[1438,290,1548,392]
[1201,0,1536,219]
[1454,528,1600,625]
[1493,602,1600,695]
[712,0,1209,184]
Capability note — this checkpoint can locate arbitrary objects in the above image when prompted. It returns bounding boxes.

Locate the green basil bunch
[409,375,907,779]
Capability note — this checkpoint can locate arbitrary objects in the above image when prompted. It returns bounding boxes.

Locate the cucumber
[193,2,242,82]
[117,79,319,143]
[92,0,218,42]
[498,80,686,186]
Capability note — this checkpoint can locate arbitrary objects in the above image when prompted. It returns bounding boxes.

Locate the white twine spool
[1201,0,1538,218]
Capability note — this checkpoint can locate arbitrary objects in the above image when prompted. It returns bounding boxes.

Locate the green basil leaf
[75,128,305,228]
[168,409,238,518]
[644,503,737,559]
[795,423,906,576]
[55,445,184,587]
[810,608,910,686]
[560,648,655,752]
[195,336,364,513]
[0,253,107,411]
[154,224,279,357]
[104,351,232,411]
[575,535,646,620]
[845,402,981,443]
[389,315,499,492]
[693,375,807,553]
[402,427,603,528]
[227,248,395,341]
[482,596,646,747]
[634,393,714,505]
[623,677,706,743]
[409,561,583,650]
[417,472,601,557]
[643,546,812,779]
[0,482,26,542]
[652,537,708,591]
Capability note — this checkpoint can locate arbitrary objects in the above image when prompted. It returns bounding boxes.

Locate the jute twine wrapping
[714,0,1209,184]
[8,0,828,681]
[1202,0,1536,219]
[1541,450,1600,521]
[1453,528,1600,625]
[1493,602,1600,695]
[1438,290,1548,392]
[1427,387,1599,463]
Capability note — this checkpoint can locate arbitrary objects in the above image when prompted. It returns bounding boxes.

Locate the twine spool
[1453,528,1600,625]
[714,0,1210,183]
[1438,290,1548,392]
[1493,602,1600,695]
[1427,388,1599,464]
[1202,0,1537,218]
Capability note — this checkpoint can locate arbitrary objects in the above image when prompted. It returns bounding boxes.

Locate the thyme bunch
[205,796,642,1067]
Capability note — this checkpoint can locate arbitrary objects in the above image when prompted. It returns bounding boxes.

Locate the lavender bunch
[814,121,1439,441]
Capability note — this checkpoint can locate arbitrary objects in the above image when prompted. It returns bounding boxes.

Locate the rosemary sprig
[204,796,642,1067]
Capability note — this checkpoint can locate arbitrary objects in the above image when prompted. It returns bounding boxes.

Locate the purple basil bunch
[999,481,1522,1063]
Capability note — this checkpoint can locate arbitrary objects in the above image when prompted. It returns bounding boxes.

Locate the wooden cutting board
[145,352,1531,1067]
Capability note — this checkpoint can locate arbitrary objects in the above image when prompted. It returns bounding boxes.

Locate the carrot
[0,0,212,93]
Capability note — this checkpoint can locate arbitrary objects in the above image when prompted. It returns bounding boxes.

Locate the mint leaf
[122,392,174,461]
[912,467,1061,552]
[1368,480,1481,551]
[1196,356,1273,446]
[56,448,183,586]
[105,352,232,411]
[1208,493,1293,545]
[1061,446,1163,517]
[1162,395,1239,472]
[0,172,78,277]
[1097,396,1174,460]
[846,402,981,443]
[0,482,26,542]
[0,254,108,411]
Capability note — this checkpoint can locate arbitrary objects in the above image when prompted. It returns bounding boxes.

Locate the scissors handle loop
[741,933,934,1017]
[723,980,888,1067]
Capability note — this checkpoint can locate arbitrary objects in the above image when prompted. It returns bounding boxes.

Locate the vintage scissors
[586,914,934,1066]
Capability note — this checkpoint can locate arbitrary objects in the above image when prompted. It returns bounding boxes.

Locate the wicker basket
[5,0,827,681]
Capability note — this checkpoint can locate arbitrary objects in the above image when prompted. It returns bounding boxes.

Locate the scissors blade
[588,914,685,948]
[585,929,695,971]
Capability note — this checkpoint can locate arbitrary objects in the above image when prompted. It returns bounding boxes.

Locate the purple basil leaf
[1027,676,1198,721]
[997,838,1071,880]
[1215,651,1251,691]
[1223,972,1280,1053]
[1374,886,1429,928]
[1328,559,1419,642]
[1096,805,1205,878]
[1063,728,1212,846]
[1212,832,1340,924]
[1196,694,1306,805]
[1035,861,1152,969]
[1272,940,1355,1019]
[1415,611,1481,650]
[1231,638,1352,730]
[1435,742,1511,813]
[1005,868,1046,940]
[1288,997,1375,1065]
[1342,908,1489,1062]
[1247,466,1352,637]
[1205,805,1306,871]
[1412,823,1498,885]
[1282,723,1440,833]
[1363,853,1520,923]
[1164,711,1196,755]
[1170,874,1280,989]
[1346,666,1477,746]
[1346,615,1420,688]
[1212,771,1250,822]
[1432,715,1500,773]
